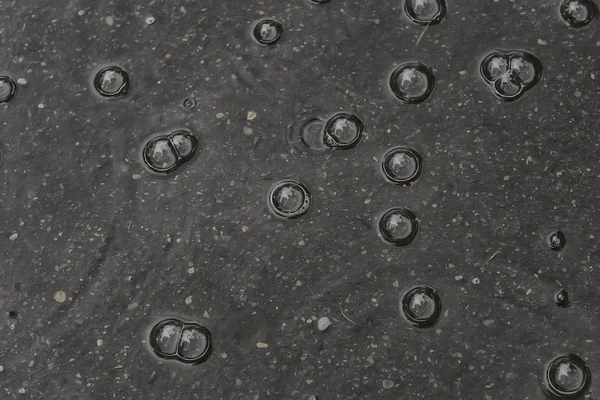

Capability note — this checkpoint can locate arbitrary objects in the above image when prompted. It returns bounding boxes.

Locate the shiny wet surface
[0,0,599,399]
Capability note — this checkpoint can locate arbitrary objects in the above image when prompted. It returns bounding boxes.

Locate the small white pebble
[97,339,103,347]
[538,38,547,45]
[105,16,114,26]
[37,103,45,109]
[145,16,155,25]
[0,365,4,372]
[18,388,25,394]
[459,70,467,76]
[317,317,331,331]
[78,10,85,16]
[9,233,18,241]
[187,267,195,274]
[185,296,193,305]
[17,78,27,85]
[216,112,225,119]
[454,275,463,281]
[132,174,142,180]
[242,126,253,135]
[247,110,257,120]
[54,291,67,303]
[472,277,480,285]
[503,175,510,181]
[382,380,394,389]
[256,342,269,349]
[574,91,582,98]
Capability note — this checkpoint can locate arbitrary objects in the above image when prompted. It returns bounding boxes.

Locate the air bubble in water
[378,208,418,246]
[543,354,591,398]
[401,285,442,328]
[268,180,311,219]
[253,19,284,46]
[0,76,16,103]
[93,66,130,97]
[389,62,435,104]
[380,146,422,186]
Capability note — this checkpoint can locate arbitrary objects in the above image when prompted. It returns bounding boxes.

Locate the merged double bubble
[150,319,213,365]
[287,111,365,153]
[480,50,542,102]
[143,130,199,174]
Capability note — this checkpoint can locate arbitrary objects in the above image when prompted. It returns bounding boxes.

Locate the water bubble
[8,311,18,319]
[543,354,591,398]
[401,285,442,328]
[168,130,198,161]
[404,0,446,25]
[150,319,183,357]
[143,137,180,173]
[253,19,284,46]
[494,72,522,99]
[181,97,196,111]
[93,66,130,97]
[380,146,422,186]
[0,76,16,104]
[177,325,212,364]
[555,289,570,308]
[268,180,311,219]
[548,231,566,252]
[378,208,418,246]
[510,56,537,85]
[323,113,364,150]
[389,62,435,104]
[560,0,597,27]
[481,55,509,82]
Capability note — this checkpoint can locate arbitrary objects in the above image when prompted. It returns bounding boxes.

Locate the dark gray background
[1,0,599,398]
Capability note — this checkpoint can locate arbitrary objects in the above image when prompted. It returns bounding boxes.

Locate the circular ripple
[380,146,422,186]
[404,0,446,25]
[401,285,442,328]
[0,76,16,104]
[556,289,570,308]
[143,137,180,173]
[548,231,566,252]
[323,113,364,150]
[389,62,435,104]
[150,319,184,358]
[299,117,328,151]
[268,180,311,219]
[543,354,591,399]
[94,66,130,97]
[168,130,198,161]
[177,325,213,364]
[181,97,196,111]
[560,0,597,27]
[378,208,418,246]
[253,19,284,46]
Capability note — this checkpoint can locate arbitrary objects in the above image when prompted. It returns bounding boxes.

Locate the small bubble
[543,354,591,398]
[378,208,418,247]
[93,66,130,97]
[560,0,597,27]
[181,97,196,111]
[380,146,422,186]
[555,289,570,308]
[151,320,183,357]
[401,285,442,328]
[481,55,509,82]
[323,113,364,150]
[253,19,284,46]
[389,62,435,104]
[177,325,212,363]
[510,55,537,85]
[548,231,566,252]
[268,180,311,219]
[143,137,179,173]
[404,0,446,25]
[8,311,18,319]
[494,72,522,98]
[168,130,198,161]
[0,76,16,104]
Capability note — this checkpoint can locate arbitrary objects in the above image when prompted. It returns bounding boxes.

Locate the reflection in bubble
[150,319,183,357]
[543,354,591,398]
[548,231,566,252]
[168,130,198,161]
[93,66,130,97]
[268,180,311,219]
[380,146,422,186]
[323,113,364,150]
[0,76,16,104]
[178,326,210,361]
[389,62,435,104]
[560,0,597,27]
[378,208,418,246]
[404,0,446,25]
[401,285,442,328]
[253,19,284,45]
[555,289,570,308]
[143,137,179,173]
